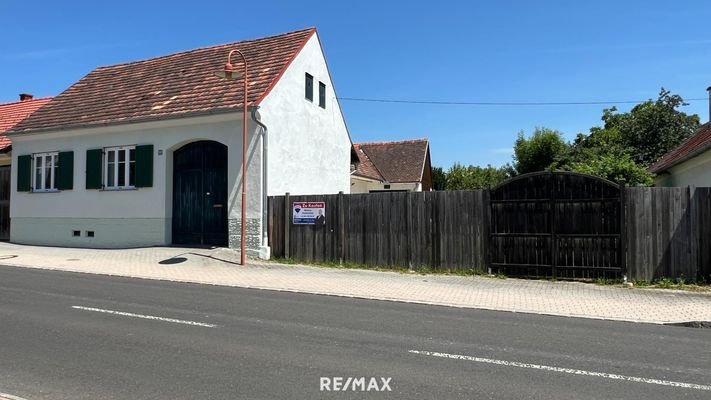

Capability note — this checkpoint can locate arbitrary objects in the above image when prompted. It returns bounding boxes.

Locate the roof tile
[10,28,315,134]
[352,139,429,183]
[649,123,711,172]
[0,97,53,150]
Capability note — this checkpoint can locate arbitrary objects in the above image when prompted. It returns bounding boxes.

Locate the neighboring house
[350,139,433,193]
[0,94,52,240]
[6,28,352,257]
[0,94,52,166]
[650,122,711,187]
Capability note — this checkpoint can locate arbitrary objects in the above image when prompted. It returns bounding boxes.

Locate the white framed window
[104,145,136,190]
[32,152,58,192]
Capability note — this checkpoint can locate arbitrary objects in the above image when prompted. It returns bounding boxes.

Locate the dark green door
[172,141,228,246]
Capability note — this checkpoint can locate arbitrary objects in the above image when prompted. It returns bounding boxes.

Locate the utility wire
[338,97,707,106]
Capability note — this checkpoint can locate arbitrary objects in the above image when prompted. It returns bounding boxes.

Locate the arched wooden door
[172,141,228,246]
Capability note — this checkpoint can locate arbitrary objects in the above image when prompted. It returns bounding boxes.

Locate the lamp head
[214,62,242,80]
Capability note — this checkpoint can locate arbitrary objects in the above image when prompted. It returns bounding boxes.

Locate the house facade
[350,139,433,193]
[7,28,352,257]
[650,122,711,187]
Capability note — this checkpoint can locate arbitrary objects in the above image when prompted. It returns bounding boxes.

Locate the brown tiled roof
[9,28,316,134]
[649,123,711,173]
[352,139,429,183]
[352,144,384,181]
[0,96,53,150]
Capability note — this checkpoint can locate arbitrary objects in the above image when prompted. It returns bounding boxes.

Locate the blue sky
[3,1,711,169]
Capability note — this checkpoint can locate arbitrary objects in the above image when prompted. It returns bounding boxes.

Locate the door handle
[213,204,223,208]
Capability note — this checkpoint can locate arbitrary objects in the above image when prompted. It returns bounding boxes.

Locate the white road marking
[408,350,711,391]
[72,306,217,328]
[0,392,30,400]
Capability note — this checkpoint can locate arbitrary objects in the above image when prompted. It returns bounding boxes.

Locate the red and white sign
[292,201,326,225]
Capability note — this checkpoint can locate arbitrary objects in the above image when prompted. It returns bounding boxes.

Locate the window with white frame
[32,152,58,192]
[104,145,136,189]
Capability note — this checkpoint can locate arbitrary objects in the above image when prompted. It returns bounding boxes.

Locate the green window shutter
[86,149,103,189]
[57,151,74,190]
[17,154,32,192]
[135,144,154,188]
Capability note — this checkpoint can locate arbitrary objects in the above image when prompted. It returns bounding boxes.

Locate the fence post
[619,180,627,282]
[337,191,344,265]
[689,185,698,280]
[284,192,290,259]
[550,172,557,279]
[406,191,413,269]
[483,189,491,274]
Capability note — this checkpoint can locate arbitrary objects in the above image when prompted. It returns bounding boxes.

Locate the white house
[650,122,711,187]
[6,28,352,257]
[350,139,433,193]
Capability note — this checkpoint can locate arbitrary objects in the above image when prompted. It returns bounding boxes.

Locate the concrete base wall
[11,217,167,248]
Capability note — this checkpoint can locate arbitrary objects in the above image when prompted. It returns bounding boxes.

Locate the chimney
[19,93,33,101]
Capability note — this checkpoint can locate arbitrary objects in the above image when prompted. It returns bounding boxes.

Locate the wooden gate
[489,172,624,279]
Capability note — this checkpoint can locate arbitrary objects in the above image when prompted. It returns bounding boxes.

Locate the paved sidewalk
[0,242,709,324]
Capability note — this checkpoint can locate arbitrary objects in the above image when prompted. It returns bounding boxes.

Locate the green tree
[445,163,508,190]
[512,127,569,174]
[599,88,699,166]
[431,166,447,190]
[554,129,654,186]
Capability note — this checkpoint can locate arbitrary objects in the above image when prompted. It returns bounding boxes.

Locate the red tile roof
[9,28,316,134]
[352,139,430,183]
[352,144,384,181]
[649,123,711,173]
[0,97,53,150]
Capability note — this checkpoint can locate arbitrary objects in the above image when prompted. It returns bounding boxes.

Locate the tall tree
[512,127,568,174]
[600,88,699,166]
[431,166,447,190]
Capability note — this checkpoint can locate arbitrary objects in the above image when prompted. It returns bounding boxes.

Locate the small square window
[318,82,326,109]
[72,230,81,237]
[86,231,95,238]
[305,73,313,101]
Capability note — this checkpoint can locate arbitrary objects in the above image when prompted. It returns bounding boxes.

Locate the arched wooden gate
[489,172,625,279]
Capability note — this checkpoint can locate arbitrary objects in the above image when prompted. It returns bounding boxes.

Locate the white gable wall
[259,33,351,196]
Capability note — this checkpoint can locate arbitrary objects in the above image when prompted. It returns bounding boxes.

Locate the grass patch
[268,257,493,278]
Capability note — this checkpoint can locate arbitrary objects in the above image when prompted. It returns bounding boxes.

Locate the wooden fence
[268,186,711,281]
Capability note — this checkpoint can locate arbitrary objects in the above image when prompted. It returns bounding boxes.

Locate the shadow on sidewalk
[159,252,242,267]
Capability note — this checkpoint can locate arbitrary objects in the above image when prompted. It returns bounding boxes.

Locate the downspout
[250,108,269,252]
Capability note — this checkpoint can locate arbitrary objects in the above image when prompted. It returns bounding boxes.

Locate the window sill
[101,186,137,191]
[31,189,60,193]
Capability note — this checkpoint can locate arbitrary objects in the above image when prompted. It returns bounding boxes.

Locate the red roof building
[8,28,353,252]
[0,95,52,151]
[650,122,711,187]
[351,139,433,193]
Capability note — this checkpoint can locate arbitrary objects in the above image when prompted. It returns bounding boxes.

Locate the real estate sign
[292,201,326,225]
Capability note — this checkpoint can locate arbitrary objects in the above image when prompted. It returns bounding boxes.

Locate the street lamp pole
[215,49,248,265]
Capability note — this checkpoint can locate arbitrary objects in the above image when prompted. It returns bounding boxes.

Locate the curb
[0,261,706,326]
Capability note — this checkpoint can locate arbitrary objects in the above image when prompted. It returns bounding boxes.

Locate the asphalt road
[0,265,709,400]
